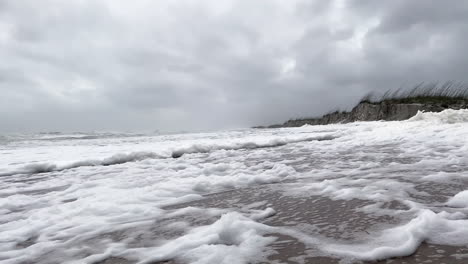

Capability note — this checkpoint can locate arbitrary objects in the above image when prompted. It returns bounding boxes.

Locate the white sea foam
[0,133,334,177]
[447,190,468,208]
[125,210,276,264]
[409,108,468,123]
[322,209,468,261]
[1,109,468,263]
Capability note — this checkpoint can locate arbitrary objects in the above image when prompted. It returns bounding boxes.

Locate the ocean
[1,109,468,264]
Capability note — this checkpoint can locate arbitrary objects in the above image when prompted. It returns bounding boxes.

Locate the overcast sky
[1,0,468,133]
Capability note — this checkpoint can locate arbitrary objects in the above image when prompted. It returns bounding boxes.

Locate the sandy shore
[94,181,468,264]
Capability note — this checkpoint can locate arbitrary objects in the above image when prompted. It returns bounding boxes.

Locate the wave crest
[1,134,336,177]
[409,109,468,123]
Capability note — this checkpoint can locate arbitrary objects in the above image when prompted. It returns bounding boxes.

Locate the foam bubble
[447,190,468,208]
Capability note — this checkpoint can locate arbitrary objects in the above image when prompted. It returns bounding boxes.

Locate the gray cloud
[1,0,468,133]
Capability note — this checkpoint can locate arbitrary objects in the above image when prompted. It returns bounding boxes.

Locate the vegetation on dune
[360,81,468,105]
[256,81,468,128]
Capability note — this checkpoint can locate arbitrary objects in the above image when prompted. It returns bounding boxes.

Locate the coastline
[256,100,468,128]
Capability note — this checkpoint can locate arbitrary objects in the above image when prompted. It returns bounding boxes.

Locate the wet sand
[95,181,468,264]
[7,133,468,264]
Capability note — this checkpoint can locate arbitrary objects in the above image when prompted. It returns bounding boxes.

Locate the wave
[0,132,154,145]
[170,134,336,158]
[0,134,336,177]
[0,151,162,177]
[408,109,468,123]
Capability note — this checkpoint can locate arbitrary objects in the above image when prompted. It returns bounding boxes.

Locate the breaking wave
[408,109,468,123]
[0,134,336,177]
[0,151,162,177]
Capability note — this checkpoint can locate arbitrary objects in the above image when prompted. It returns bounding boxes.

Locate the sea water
[1,109,468,263]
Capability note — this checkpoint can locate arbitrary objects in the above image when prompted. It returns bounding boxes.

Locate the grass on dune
[360,81,468,105]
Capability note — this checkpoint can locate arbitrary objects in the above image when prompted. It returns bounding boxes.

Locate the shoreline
[256,100,468,128]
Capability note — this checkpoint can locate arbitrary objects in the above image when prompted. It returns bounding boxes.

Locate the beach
[1,109,468,264]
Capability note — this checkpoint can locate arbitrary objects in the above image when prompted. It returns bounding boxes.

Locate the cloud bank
[1,0,468,132]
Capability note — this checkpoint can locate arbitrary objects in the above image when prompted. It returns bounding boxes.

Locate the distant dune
[257,81,468,128]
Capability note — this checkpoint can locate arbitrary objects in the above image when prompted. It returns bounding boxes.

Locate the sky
[1,0,468,133]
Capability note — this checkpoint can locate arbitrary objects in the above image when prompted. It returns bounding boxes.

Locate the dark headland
[256,82,468,128]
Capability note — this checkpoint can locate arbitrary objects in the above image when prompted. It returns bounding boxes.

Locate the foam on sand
[1,109,468,263]
[125,210,276,264]
[322,209,468,261]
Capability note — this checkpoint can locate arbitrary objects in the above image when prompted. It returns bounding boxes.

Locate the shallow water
[1,109,468,264]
